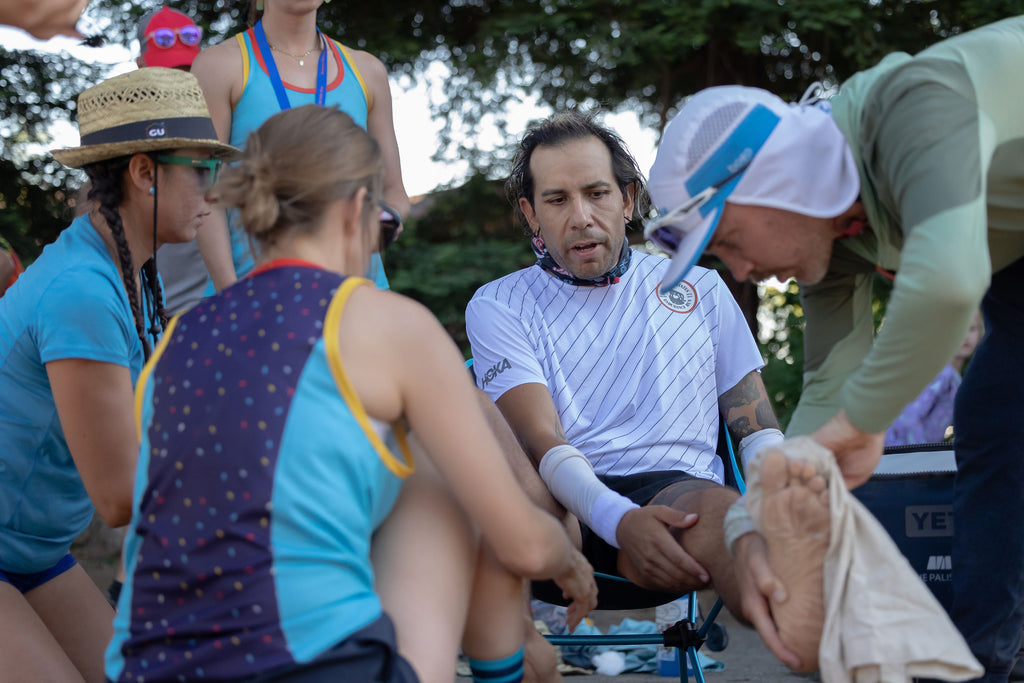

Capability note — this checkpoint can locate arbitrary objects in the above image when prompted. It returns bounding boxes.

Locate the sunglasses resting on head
[146,25,202,49]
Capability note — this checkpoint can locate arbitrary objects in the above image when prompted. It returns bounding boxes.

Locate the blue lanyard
[253,19,327,110]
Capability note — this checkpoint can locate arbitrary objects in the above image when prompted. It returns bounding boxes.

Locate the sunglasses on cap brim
[644,185,720,254]
[378,201,402,250]
[146,25,202,49]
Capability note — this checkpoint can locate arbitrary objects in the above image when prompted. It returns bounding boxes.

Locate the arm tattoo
[730,416,753,439]
[720,371,780,441]
[755,399,778,430]
[719,371,762,409]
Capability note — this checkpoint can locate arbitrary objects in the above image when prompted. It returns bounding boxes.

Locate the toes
[792,459,817,483]
[760,451,790,495]
[805,474,827,495]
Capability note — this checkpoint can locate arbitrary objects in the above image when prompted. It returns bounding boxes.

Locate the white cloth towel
[744,436,983,683]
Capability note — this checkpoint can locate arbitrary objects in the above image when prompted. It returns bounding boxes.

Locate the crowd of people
[1,3,1022,683]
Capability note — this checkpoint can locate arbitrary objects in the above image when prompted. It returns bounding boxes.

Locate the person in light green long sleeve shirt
[646,16,1024,682]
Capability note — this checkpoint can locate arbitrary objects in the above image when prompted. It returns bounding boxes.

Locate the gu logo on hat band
[80,117,219,146]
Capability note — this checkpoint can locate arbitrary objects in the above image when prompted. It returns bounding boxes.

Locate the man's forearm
[720,370,780,440]
[539,444,639,549]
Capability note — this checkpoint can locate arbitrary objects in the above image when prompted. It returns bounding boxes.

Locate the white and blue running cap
[647,85,859,293]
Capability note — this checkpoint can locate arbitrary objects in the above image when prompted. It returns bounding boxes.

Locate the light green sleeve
[793,57,1000,435]
[841,199,989,432]
[786,262,875,437]
[833,65,996,433]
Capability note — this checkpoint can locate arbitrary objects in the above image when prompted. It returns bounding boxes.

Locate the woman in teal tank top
[192,0,410,292]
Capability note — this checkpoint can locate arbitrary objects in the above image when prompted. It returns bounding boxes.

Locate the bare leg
[477,389,564,518]
[758,451,829,672]
[0,564,111,683]
[522,583,563,683]
[477,389,569,682]
[461,544,527,662]
[624,480,743,603]
[24,563,114,683]
[373,446,477,683]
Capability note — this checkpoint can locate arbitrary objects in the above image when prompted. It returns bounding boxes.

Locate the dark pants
[950,255,1024,682]
[532,469,702,610]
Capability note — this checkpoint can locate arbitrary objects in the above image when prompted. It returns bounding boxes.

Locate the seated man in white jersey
[466,111,831,680]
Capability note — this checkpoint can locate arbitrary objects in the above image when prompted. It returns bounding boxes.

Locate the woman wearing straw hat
[191,0,409,294]
[0,67,235,682]
[104,104,595,683]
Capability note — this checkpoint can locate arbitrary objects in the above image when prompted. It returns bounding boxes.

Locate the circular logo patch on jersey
[656,280,698,313]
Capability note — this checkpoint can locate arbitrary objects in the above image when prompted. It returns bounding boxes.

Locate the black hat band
[80,116,219,146]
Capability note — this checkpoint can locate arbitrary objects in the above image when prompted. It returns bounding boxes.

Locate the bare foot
[759,450,830,672]
[523,617,563,683]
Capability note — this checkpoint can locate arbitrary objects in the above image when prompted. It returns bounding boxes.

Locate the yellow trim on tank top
[324,277,413,478]
[133,314,180,440]
[236,33,250,97]
[335,42,371,110]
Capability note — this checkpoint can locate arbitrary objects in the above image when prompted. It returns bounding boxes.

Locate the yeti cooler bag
[851,444,956,611]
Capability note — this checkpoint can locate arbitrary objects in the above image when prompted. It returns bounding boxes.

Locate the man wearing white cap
[646,16,1024,682]
[467,111,834,679]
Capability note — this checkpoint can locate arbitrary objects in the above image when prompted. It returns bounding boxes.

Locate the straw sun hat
[52,67,237,168]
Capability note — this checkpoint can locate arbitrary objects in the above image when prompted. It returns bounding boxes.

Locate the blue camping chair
[534,418,744,683]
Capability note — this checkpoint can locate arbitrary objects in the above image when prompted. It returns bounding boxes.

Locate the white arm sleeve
[539,444,639,549]
[736,428,785,471]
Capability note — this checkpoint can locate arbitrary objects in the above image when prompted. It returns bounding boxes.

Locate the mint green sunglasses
[154,154,222,188]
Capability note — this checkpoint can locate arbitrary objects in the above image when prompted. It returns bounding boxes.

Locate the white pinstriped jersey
[466,251,763,483]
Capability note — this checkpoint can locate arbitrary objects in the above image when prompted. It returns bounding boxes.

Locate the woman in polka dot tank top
[105,104,597,683]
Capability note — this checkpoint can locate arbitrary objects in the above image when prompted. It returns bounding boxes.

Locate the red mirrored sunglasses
[146,25,202,49]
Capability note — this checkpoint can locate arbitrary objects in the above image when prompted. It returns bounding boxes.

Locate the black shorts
[532,469,698,609]
[107,614,419,683]
[257,614,419,683]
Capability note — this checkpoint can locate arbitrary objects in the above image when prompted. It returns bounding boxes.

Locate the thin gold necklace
[268,35,322,66]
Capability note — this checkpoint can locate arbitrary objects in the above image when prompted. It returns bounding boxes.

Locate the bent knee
[649,478,739,517]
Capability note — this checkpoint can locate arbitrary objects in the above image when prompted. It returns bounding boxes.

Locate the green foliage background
[2,0,1018,416]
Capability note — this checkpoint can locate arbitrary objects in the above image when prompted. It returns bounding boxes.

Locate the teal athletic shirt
[0,215,150,573]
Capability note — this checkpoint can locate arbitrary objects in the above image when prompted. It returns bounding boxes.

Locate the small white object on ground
[592,650,627,676]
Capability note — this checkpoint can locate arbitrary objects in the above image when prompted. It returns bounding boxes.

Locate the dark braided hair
[142,258,168,330]
[83,156,166,359]
[143,160,169,337]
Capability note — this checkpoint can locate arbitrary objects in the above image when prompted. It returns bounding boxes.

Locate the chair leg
[663,612,705,681]
[689,645,705,682]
